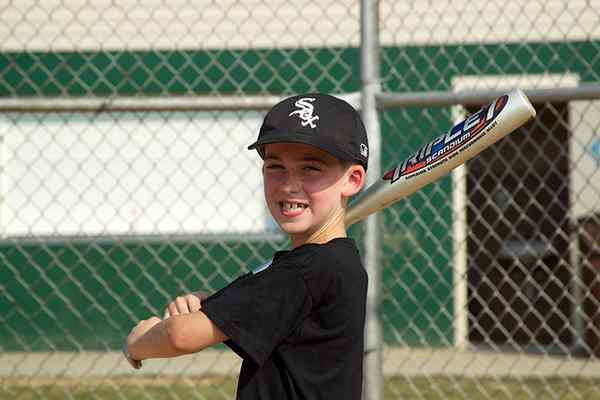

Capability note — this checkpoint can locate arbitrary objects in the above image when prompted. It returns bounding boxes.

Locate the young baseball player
[123,93,369,399]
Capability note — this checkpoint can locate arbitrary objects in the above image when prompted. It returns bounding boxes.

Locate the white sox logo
[289,97,320,128]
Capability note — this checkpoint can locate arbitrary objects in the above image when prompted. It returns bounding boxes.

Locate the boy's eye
[265,164,284,170]
[302,165,321,172]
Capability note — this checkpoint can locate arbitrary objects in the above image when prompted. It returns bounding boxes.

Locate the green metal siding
[1,239,280,351]
[1,41,596,350]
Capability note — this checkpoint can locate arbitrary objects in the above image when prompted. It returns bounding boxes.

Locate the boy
[123,93,369,399]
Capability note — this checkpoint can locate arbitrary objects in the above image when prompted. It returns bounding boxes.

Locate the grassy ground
[384,376,600,399]
[3,375,600,400]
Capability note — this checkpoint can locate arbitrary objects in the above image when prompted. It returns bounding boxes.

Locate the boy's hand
[123,316,161,369]
[163,291,205,319]
[126,317,162,351]
[122,343,142,369]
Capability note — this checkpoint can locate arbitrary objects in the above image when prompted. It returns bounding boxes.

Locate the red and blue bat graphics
[383,94,508,184]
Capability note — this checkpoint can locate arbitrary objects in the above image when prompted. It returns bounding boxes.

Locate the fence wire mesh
[1,1,600,400]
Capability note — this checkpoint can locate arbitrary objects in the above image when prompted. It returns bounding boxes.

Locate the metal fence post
[360,1,382,399]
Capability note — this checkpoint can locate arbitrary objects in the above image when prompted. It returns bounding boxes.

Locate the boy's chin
[277,222,310,235]
[275,219,316,238]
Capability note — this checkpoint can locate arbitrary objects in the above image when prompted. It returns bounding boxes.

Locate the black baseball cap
[248,93,369,170]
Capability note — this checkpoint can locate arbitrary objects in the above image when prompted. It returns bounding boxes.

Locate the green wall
[0,238,280,351]
[1,41,597,350]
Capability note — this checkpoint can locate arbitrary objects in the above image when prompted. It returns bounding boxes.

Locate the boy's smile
[262,142,358,247]
[279,200,308,217]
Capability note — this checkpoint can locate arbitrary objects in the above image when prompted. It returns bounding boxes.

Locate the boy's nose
[282,173,302,193]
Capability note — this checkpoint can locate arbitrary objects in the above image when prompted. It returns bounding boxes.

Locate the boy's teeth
[283,202,304,210]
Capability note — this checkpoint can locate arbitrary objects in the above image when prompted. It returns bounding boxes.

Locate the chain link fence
[1,1,600,399]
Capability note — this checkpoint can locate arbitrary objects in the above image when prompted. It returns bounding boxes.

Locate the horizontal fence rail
[2,1,600,400]
[378,85,600,107]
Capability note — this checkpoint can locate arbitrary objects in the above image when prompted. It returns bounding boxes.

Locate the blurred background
[1,1,599,399]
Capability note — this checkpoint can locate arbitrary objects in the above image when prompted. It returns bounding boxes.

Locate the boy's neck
[290,208,346,249]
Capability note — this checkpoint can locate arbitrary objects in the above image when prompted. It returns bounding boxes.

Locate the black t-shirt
[202,237,367,400]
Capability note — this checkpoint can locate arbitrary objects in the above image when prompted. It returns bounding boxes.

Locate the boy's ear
[342,164,366,198]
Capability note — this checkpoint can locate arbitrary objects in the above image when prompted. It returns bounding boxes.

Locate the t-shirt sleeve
[201,267,312,366]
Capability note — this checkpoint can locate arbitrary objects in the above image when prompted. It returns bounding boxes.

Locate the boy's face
[262,142,361,245]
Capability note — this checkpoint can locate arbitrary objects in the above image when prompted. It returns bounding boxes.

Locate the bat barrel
[345,89,536,227]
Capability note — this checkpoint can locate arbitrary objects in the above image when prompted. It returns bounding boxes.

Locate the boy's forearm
[127,312,227,362]
[128,320,187,360]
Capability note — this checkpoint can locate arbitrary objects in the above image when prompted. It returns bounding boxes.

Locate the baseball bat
[123,89,535,370]
[345,88,536,226]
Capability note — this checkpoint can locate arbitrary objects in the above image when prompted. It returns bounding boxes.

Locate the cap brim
[247,130,355,163]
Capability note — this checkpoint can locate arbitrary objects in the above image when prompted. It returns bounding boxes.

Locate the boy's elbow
[165,316,201,353]
[165,312,223,353]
